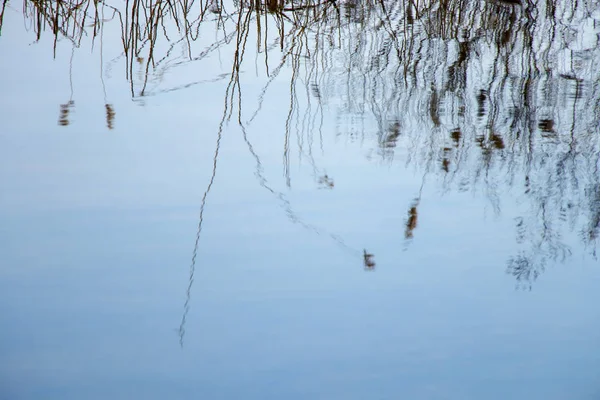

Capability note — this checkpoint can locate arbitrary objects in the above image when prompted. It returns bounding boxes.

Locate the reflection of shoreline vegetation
[2,0,599,292]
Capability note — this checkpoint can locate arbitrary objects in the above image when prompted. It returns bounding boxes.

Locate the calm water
[1,0,600,398]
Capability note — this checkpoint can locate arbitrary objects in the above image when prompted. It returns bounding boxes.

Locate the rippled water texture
[1,0,600,398]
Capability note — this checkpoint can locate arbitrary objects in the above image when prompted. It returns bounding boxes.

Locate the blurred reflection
[105,104,115,129]
[317,174,334,189]
[404,201,419,240]
[4,0,600,290]
[57,46,76,126]
[0,0,7,34]
[363,249,375,270]
[58,100,74,126]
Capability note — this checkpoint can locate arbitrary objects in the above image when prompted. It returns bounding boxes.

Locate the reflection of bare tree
[320,0,600,287]
[5,0,600,290]
[253,0,599,288]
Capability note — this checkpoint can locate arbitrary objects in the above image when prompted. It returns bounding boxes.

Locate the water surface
[1,0,600,398]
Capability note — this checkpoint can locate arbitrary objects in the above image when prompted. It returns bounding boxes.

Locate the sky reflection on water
[1,0,600,398]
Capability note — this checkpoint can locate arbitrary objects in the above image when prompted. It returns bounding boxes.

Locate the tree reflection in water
[3,1,599,295]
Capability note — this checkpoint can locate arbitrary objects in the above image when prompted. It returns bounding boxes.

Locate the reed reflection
[3,0,599,294]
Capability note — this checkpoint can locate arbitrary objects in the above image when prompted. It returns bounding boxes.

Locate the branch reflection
[4,0,599,294]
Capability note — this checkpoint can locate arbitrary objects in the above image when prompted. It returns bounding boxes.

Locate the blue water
[1,1,600,399]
